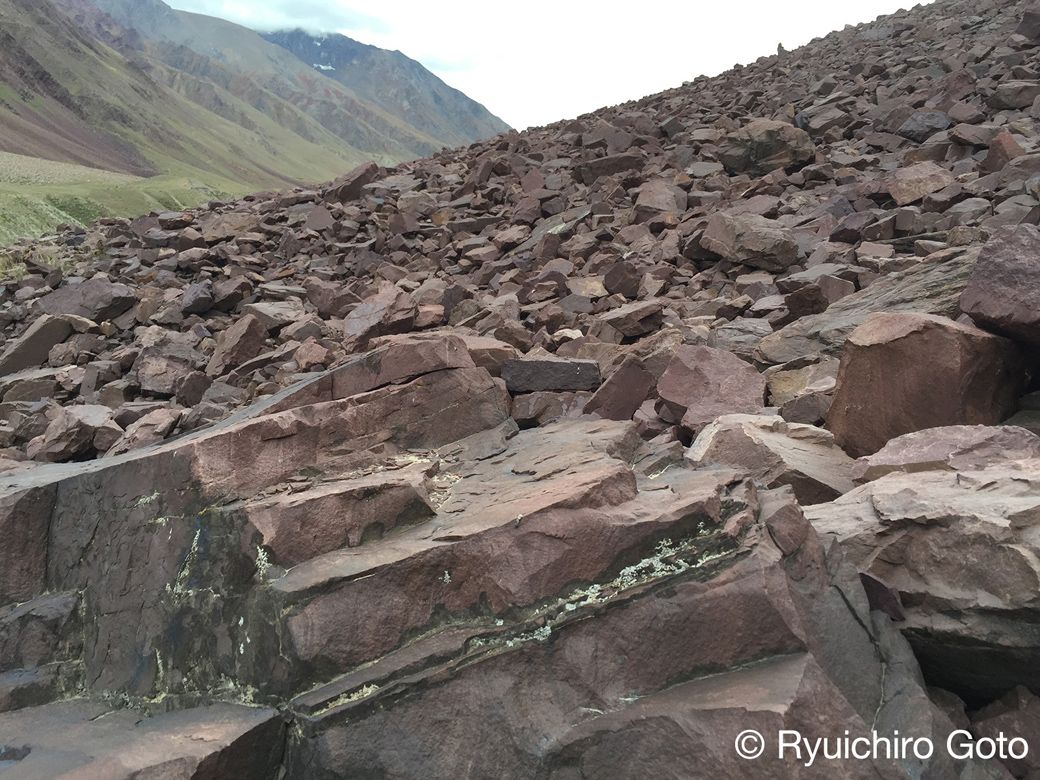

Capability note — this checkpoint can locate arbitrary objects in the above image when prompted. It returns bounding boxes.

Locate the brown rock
[960,225,1040,346]
[342,283,418,350]
[701,212,799,271]
[0,700,283,778]
[656,346,767,433]
[885,162,956,206]
[687,414,855,504]
[206,314,267,376]
[718,118,815,175]
[322,161,380,203]
[36,279,136,321]
[827,313,1025,457]
[0,316,74,377]
[244,467,435,566]
[853,425,1040,483]
[584,357,655,421]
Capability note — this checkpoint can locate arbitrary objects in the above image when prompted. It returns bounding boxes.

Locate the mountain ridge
[0,0,509,242]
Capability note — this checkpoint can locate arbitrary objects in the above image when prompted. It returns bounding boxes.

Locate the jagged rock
[243,465,436,566]
[827,313,1025,457]
[0,700,283,778]
[897,110,951,143]
[885,162,956,206]
[960,224,1040,346]
[584,356,656,421]
[852,425,1040,482]
[972,687,1040,778]
[322,161,381,203]
[718,118,815,175]
[342,283,418,349]
[511,390,590,427]
[687,414,855,504]
[701,212,800,271]
[4,0,1040,771]
[206,314,267,376]
[756,252,977,365]
[0,315,75,376]
[807,459,1040,705]
[26,405,118,462]
[656,345,767,434]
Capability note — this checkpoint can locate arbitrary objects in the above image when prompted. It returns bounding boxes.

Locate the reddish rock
[885,162,955,206]
[207,314,267,376]
[701,212,799,271]
[322,161,380,203]
[852,424,1040,482]
[827,313,1025,457]
[36,279,136,321]
[687,414,855,504]
[960,225,1040,347]
[584,357,655,421]
[718,118,815,175]
[656,346,767,434]
[342,283,418,350]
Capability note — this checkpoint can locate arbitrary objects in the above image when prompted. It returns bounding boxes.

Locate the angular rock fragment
[701,212,800,271]
[687,414,855,504]
[207,314,267,376]
[718,118,815,175]
[36,278,136,321]
[656,346,767,434]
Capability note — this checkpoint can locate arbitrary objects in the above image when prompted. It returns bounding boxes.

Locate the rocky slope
[1,0,1040,775]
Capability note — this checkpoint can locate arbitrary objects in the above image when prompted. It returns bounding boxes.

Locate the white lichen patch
[468,533,735,653]
[132,491,160,508]
[255,546,272,579]
[169,529,202,595]
[319,683,381,714]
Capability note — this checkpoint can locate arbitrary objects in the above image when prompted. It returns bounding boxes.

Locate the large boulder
[718,119,815,175]
[756,252,977,366]
[960,225,1040,347]
[827,313,1024,457]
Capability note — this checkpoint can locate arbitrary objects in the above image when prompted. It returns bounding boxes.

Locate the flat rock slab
[852,424,1040,482]
[0,699,282,779]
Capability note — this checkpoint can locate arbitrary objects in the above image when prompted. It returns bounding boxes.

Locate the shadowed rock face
[4,0,1040,776]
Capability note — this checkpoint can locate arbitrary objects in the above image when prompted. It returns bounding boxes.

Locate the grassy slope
[0,0,371,244]
[0,152,225,245]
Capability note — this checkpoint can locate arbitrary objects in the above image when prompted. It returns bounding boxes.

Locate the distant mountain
[262,29,510,150]
[0,0,509,243]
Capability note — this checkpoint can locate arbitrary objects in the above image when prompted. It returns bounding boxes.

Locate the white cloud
[166,0,934,130]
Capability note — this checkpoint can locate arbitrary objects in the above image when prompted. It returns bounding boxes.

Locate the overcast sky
[166,1,933,130]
